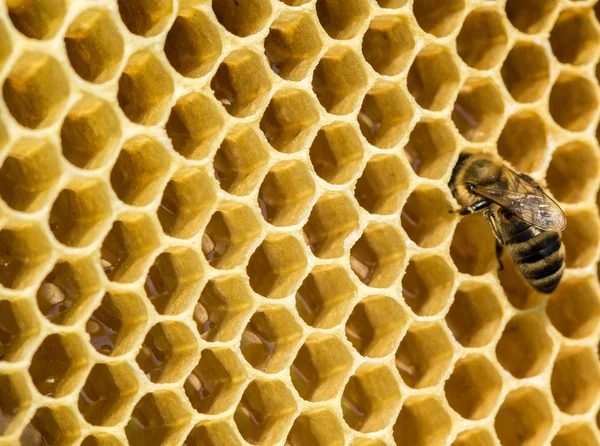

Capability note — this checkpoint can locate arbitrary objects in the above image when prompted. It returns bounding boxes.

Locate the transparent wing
[473,168,566,231]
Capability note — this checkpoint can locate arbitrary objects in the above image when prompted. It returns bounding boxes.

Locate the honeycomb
[1,0,600,445]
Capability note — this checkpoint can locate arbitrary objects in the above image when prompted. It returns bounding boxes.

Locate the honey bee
[449,153,566,293]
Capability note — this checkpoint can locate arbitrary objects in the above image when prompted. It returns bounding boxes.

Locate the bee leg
[485,209,504,271]
[495,240,504,271]
[451,200,491,215]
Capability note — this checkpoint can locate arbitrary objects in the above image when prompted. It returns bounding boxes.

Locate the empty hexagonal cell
[144,247,204,315]
[117,0,172,36]
[315,0,370,40]
[309,121,364,185]
[401,186,454,248]
[549,73,598,132]
[350,223,406,288]
[501,42,550,103]
[258,160,316,227]
[164,8,222,78]
[184,347,247,415]
[29,333,89,397]
[0,138,61,213]
[496,313,553,379]
[260,88,320,153]
[158,167,217,239]
[111,135,172,207]
[265,12,323,81]
[214,126,270,196]
[0,299,39,362]
[552,423,598,446]
[452,78,505,142]
[452,429,495,446]
[446,282,503,348]
[562,209,600,269]
[342,363,401,433]
[211,50,271,118]
[287,409,345,446]
[234,379,297,445]
[457,9,508,70]
[395,322,454,389]
[402,254,454,316]
[65,9,124,83]
[551,8,600,65]
[355,154,410,215]
[505,0,557,34]
[495,387,553,446]
[363,15,414,76]
[118,52,174,126]
[358,81,413,149]
[3,52,70,129]
[445,355,502,420]
[498,111,548,173]
[125,391,191,446]
[20,406,80,446]
[240,306,303,374]
[393,396,452,446]
[450,213,496,276]
[547,142,599,204]
[194,275,254,342]
[101,213,160,283]
[413,0,465,37]
[78,362,139,426]
[136,321,197,383]
[547,276,600,339]
[86,291,147,357]
[408,45,460,112]
[247,234,308,299]
[0,371,30,435]
[405,118,457,180]
[212,0,271,37]
[7,0,66,39]
[184,419,242,446]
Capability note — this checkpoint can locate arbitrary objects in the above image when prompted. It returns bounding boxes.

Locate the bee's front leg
[449,200,492,215]
[485,209,504,271]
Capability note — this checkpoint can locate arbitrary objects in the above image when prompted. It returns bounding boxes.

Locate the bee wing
[473,169,566,231]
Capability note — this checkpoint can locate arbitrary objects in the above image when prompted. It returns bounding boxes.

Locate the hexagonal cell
[117,0,172,37]
[452,429,495,446]
[164,8,222,78]
[501,42,550,103]
[211,49,272,118]
[29,333,89,398]
[402,254,454,316]
[408,45,460,112]
[312,47,367,115]
[0,224,51,290]
[413,0,465,37]
[303,192,359,259]
[0,299,39,362]
[393,396,452,446]
[184,347,247,415]
[363,15,414,76]
[496,313,553,379]
[240,306,303,374]
[355,154,410,215]
[457,9,508,70]
[547,276,600,339]
[358,81,414,149]
[0,138,62,213]
[258,160,316,227]
[144,247,204,315]
[401,186,454,249]
[342,363,402,433]
[551,8,600,65]
[166,92,224,160]
[265,12,323,81]
[100,213,160,283]
[125,391,191,446]
[260,88,320,153]
[446,282,503,348]
[110,135,172,207]
[452,78,505,142]
[498,111,547,173]
[214,126,270,196]
[309,122,364,185]
[81,434,122,446]
[505,0,557,34]
[350,223,406,288]
[549,73,598,132]
[158,167,217,239]
[234,379,297,445]
[315,0,370,40]
[65,9,124,83]
[20,406,80,446]
[86,291,147,357]
[3,52,70,129]
[184,419,242,446]
[0,371,30,436]
[405,118,457,180]
[136,321,198,383]
[212,0,271,37]
[547,142,599,204]
[78,362,139,426]
[562,208,600,268]
[495,387,553,446]
[7,0,66,39]
[118,52,174,126]
[552,423,598,446]
[450,213,496,276]
[287,409,345,446]
[194,275,254,342]
[247,233,308,299]
[395,322,454,389]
